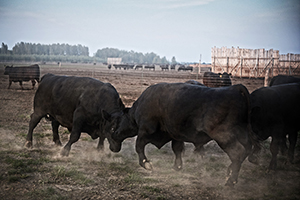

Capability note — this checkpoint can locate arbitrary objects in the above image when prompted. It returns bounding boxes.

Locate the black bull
[25,73,125,156]
[249,83,300,170]
[111,83,255,186]
[4,64,40,89]
[203,72,232,87]
[268,75,300,86]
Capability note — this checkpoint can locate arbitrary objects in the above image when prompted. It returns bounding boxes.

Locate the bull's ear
[102,110,112,122]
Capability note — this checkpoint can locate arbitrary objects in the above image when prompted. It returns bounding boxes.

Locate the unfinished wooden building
[211,46,300,78]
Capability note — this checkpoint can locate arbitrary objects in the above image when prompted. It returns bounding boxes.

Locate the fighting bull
[249,83,300,170]
[25,73,125,156]
[110,83,254,186]
[268,75,300,86]
[4,64,40,89]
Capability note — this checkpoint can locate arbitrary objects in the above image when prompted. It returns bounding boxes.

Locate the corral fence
[211,46,300,79]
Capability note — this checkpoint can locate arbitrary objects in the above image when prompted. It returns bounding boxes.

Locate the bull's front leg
[31,79,36,89]
[136,135,152,170]
[8,79,12,89]
[97,135,105,151]
[19,81,24,90]
[172,140,184,170]
[61,115,84,156]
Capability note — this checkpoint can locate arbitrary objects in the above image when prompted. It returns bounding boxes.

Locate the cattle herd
[3,64,300,187]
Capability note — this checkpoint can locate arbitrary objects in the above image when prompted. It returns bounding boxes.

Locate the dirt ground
[0,64,299,200]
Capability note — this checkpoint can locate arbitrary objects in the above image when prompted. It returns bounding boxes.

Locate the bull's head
[4,65,13,75]
[101,110,124,152]
[111,107,138,147]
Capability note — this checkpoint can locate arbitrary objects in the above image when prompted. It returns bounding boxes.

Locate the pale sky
[0,0,299,63]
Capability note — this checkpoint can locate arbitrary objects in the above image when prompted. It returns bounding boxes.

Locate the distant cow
[4,64,40,89]
[249,83,300,170]
[170,64,176,70]
[160,65,169,71]
[135,65,143,70]
[144,65,155,71]
[178,65,193,72]
[203,72,232,87]
[25,73,125,156]
[111,83,254,186]
[268,75,300,86]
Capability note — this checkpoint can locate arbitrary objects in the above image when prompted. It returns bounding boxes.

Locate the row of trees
[95,47,169,64]
[0,42,175,64]
[11,42,89,56]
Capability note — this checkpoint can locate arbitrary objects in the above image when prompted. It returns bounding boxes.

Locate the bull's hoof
[25,141,33,148]
[248,154,259,165]
[97,145,104,151]
[173,165,182,171]
[54,140,62,146]
[225,180,236,187]
[60,148,70,157]
[143,159,153,170]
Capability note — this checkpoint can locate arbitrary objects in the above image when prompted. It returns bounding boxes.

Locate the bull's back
[35,74,104,113]
[269,75,300,86]
[134,83,249,131]
[10,65,40,81]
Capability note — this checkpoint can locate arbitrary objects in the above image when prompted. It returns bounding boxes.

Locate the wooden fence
[211,46,300,78]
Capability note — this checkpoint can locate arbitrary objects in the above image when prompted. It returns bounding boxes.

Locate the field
[0,63,299,200]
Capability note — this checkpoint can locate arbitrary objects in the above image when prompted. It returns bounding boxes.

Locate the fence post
[240,57,243,78]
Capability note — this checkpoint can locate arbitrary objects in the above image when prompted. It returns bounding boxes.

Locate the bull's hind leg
[52,120,62,146]
[217,137,249,187]
[25,112,44,148]
[287,131,297,164]
[31,80,36,89]
[172,140,184,170]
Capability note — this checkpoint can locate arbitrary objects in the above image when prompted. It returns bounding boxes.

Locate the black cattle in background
[249,83,300,170]
[25,73,125,156]
[134,65,143,70]
[203,72,232,87]
[111,83,254,186]
[4,64,40,89]
[178,65,193,72]
[268,75,300,86]
[160,64,169,71]
[144,65,155,71]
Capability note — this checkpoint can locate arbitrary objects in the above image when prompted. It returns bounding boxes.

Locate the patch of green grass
[124,172,144,183]
[3,153,48,182]
[51,166,93,185]
[27,186,68,200]
[143,186,162,193]
[109,162,134,174]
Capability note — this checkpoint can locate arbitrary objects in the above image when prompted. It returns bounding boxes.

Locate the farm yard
[0,63,299,200]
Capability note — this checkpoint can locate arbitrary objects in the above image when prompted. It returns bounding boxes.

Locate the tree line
[0,42,172,64]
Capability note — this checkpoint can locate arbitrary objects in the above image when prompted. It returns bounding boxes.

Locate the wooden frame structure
[211,47,300,78]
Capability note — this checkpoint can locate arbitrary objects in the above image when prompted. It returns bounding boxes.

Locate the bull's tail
[234,84,260,146]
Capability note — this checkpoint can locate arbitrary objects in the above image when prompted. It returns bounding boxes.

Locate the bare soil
[0,64,299,200]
